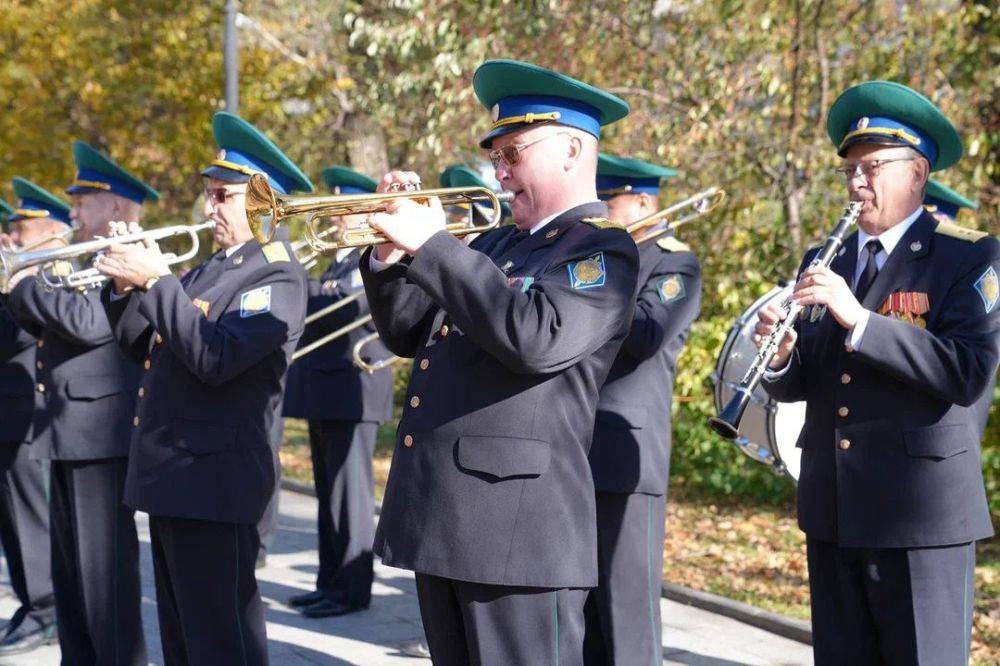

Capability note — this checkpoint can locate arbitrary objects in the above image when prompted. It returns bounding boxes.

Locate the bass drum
[711,283,804,481]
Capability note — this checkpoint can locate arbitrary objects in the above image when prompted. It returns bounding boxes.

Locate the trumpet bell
[246,174,282,245]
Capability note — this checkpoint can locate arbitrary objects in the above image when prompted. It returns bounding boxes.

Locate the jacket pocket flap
[457,436,550,480]
[904,424,969,460]
[596,403,647,429]
[66,375,125,400]
[172,418,237,456]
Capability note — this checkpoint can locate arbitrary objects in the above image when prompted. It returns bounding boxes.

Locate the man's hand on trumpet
[370,170,445,259]
[95,221,171,294]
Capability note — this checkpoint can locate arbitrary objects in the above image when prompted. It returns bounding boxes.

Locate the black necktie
[854,238,883,302]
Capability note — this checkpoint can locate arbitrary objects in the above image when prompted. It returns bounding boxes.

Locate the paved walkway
[0,490,813,665]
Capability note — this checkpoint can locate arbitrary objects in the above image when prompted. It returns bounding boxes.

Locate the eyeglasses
[834,157,917,183]
[205,187,245,205]
[488,132,568,169]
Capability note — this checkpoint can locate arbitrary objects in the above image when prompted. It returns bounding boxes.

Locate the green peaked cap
[827,80,962,171]
[321,166,377,194]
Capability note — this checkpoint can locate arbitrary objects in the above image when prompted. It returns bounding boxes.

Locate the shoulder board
[261,242,290,263]
[580,216,620,231]
[935,222,989,243]
[656,236,690,253]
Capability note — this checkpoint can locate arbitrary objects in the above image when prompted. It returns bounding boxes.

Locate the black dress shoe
[300,598,368,618]
[287,589,327,608]
[0,617,57,655]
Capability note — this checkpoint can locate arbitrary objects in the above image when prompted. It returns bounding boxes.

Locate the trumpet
[245,173,512,250]
[0,221,214,293]
[352,332,402,374]
[626,187,726,245]
[707,200,863,440]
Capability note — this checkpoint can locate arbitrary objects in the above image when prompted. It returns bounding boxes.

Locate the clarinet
[708,200,863,440]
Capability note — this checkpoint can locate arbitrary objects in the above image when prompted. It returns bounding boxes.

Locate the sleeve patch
[240,285,272,318]
[262,243,290,263]
[656,274,686,304]
[974,266,998,314]
[567,253,606,290]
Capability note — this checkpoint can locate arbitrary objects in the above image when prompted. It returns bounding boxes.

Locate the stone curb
[279,478,811,646]
[661,582,812,645]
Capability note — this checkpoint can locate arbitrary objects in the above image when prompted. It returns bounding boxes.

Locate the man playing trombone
[583,154,703,665]
[96,112,309,665]
[756,81,997,664]
[360,59,639,664]
[2,145,157,664]
[0,179,66,655]
[284,165,393,618]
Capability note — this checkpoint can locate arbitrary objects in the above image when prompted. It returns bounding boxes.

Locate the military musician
[95,112,310,664]
[583,154,702,665]
[757,81,998,664]
[284,165,394,618]
[3,146,157,664]
[360,59,640,664]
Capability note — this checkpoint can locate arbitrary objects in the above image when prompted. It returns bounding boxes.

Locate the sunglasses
[488,132,568,169]
[205,187,245,205]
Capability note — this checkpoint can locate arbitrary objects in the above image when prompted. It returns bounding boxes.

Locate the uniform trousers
[309,419,377,606]
[150,516,267,666]
[0,442,54,627]
[50,457,145,665]
[415,573,589,666]
[808,537,976,666]
[583,491,666,666]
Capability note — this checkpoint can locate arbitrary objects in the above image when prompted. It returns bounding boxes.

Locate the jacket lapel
[861,212,934,311]
[497,202,610,275]
[829,231,858,285]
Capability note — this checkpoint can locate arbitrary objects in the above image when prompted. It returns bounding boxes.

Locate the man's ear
[565,133,583,169]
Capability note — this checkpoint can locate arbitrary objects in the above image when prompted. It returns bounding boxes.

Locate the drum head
[713,284,804,481]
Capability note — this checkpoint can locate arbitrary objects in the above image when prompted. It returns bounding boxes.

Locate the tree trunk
[343,112,389,179]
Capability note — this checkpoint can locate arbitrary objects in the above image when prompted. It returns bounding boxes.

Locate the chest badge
[192,298,211,317]
[507,276,535,293]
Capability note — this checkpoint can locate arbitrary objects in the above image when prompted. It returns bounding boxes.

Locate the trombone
[245,173,512,250]
[352,332,402,374]
[626,187,726,245]
[0,221,214,293]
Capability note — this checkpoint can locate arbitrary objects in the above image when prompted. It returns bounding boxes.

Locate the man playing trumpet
[361,59,640,664]
[0,179,67,655]
[96,112,309,665]
[3,145,157,664]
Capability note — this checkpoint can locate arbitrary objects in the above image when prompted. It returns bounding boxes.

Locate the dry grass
[279,418,998,662]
